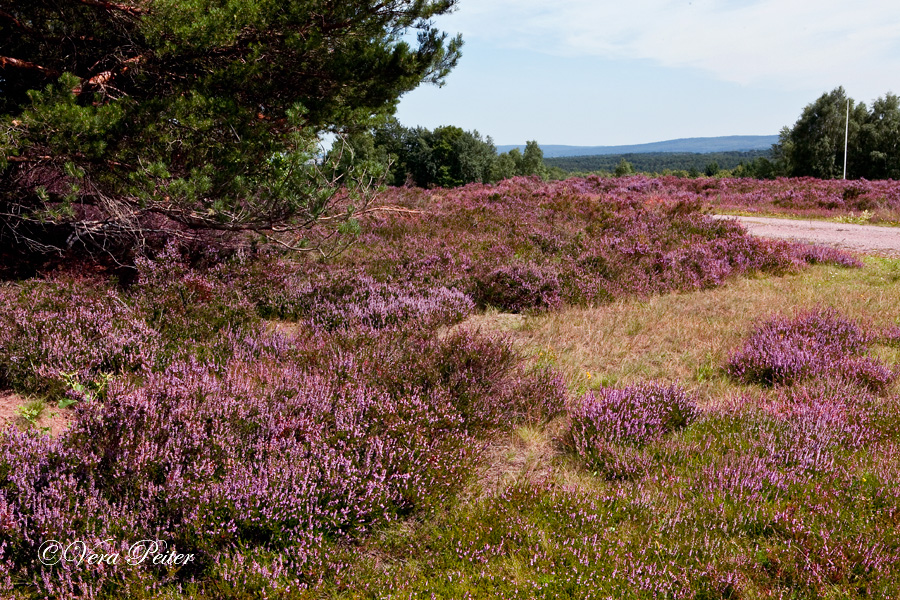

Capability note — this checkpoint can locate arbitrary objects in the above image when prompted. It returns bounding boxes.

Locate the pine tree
[0,0,462,261]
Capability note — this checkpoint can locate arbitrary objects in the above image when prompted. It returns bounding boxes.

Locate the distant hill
[497,135,779,158]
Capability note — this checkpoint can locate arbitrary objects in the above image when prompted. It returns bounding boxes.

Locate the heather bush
[703,176,900,222]
[795,243,864,268]
[726,307,895,390]
[0,176,886,597]
[771,379,883,449]
[0,282,157,399]
[250,267,474,330]
[473,263,562,312]
[132,246,260,349]
[355,329,567,428]
[0,323,566,596]
[880,325,900,347]
[347,178,860,311]
[570,382,699,479]
[837,357,898,394]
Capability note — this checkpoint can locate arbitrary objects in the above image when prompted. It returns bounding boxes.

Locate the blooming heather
[570,382,699,479]
[0,176,882,597]
[726,308,896,391]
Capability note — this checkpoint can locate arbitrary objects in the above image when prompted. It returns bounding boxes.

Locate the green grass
[15,398,46,427]
[322,258,900,598]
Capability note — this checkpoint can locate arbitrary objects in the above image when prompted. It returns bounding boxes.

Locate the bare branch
[72,0,144,16]
[0,56,60,78]
[0,9,38,36]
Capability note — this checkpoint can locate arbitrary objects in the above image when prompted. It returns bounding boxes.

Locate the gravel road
[712,215,900,257]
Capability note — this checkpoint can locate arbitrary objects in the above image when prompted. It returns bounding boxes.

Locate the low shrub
[0,324,566,596]
[569,382,699,479]
[725,308,894,391]
[252,269,474,330]
[0,282,157,399]
[473,263,562,313]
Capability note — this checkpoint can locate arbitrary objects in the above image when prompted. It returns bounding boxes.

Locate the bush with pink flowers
[726,308,896,392]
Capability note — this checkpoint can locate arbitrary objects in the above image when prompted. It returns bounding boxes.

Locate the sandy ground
[712,215,900,257]
[0,391,73,437]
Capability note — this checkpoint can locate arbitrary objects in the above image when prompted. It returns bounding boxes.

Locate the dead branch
[0,56,60,78]
[72,54,148,95]
[72,0,144,16]
[0,9,37,35]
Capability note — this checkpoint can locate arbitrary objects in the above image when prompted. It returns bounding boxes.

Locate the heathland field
[2,176,900,598]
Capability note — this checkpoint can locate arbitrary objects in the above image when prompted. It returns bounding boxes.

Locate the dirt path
[712,215,900,257]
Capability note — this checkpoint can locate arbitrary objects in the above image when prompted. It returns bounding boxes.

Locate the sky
[393,0,900,146]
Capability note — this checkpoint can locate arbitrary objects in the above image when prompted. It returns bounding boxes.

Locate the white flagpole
[843,98,850,180]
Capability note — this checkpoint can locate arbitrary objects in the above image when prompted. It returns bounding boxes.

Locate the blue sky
[394,0,900,146]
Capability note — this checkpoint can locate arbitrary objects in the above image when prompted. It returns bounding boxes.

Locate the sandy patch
[0,391,74,437]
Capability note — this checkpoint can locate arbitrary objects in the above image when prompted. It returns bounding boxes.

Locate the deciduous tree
[776,87,866,179]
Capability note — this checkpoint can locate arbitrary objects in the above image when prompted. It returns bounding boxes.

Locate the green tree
[429,125,496,187]
[732,156,778,179]
[517,140,548,178]
[858,93,900,179]
[614,158,635,177]
[336,122,498,188]
[776,87,867,178]
[0,0,462,260]
[491,150,518,182]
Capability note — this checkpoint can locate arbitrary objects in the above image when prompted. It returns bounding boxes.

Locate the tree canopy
[330,120,549,188]
[776,87,900,180]
[0,0,462,262]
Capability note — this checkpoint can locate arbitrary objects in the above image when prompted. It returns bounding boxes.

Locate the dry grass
[474,419,564,499]
[457,257,900,404]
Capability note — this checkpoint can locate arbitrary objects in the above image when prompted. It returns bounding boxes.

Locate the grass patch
[459,258,900,402]
[337,257,900,598]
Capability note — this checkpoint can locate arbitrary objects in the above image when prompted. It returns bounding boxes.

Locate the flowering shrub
[250,268,474,330]
[473,263,562,312]
[132,246,260,347]
[880,325,900,347]
[0,282,157,398]
[795,243,864,268]
[726,308,895,391]
[0,323,565,596]
[0,176,882,597]
[572,175,900,223]
[344,178,859,311]
[570,383,699,479]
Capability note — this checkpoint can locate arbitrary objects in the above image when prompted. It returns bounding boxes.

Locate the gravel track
[712,215,900,257]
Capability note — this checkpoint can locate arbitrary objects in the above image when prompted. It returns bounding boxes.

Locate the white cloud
[441,0,900,98]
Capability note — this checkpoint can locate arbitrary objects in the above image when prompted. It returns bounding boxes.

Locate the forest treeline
[335,87,900,187]
[330,124,780,185]
[775,87,900,180]
[328,121,548,188]
[544,151,774,177]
